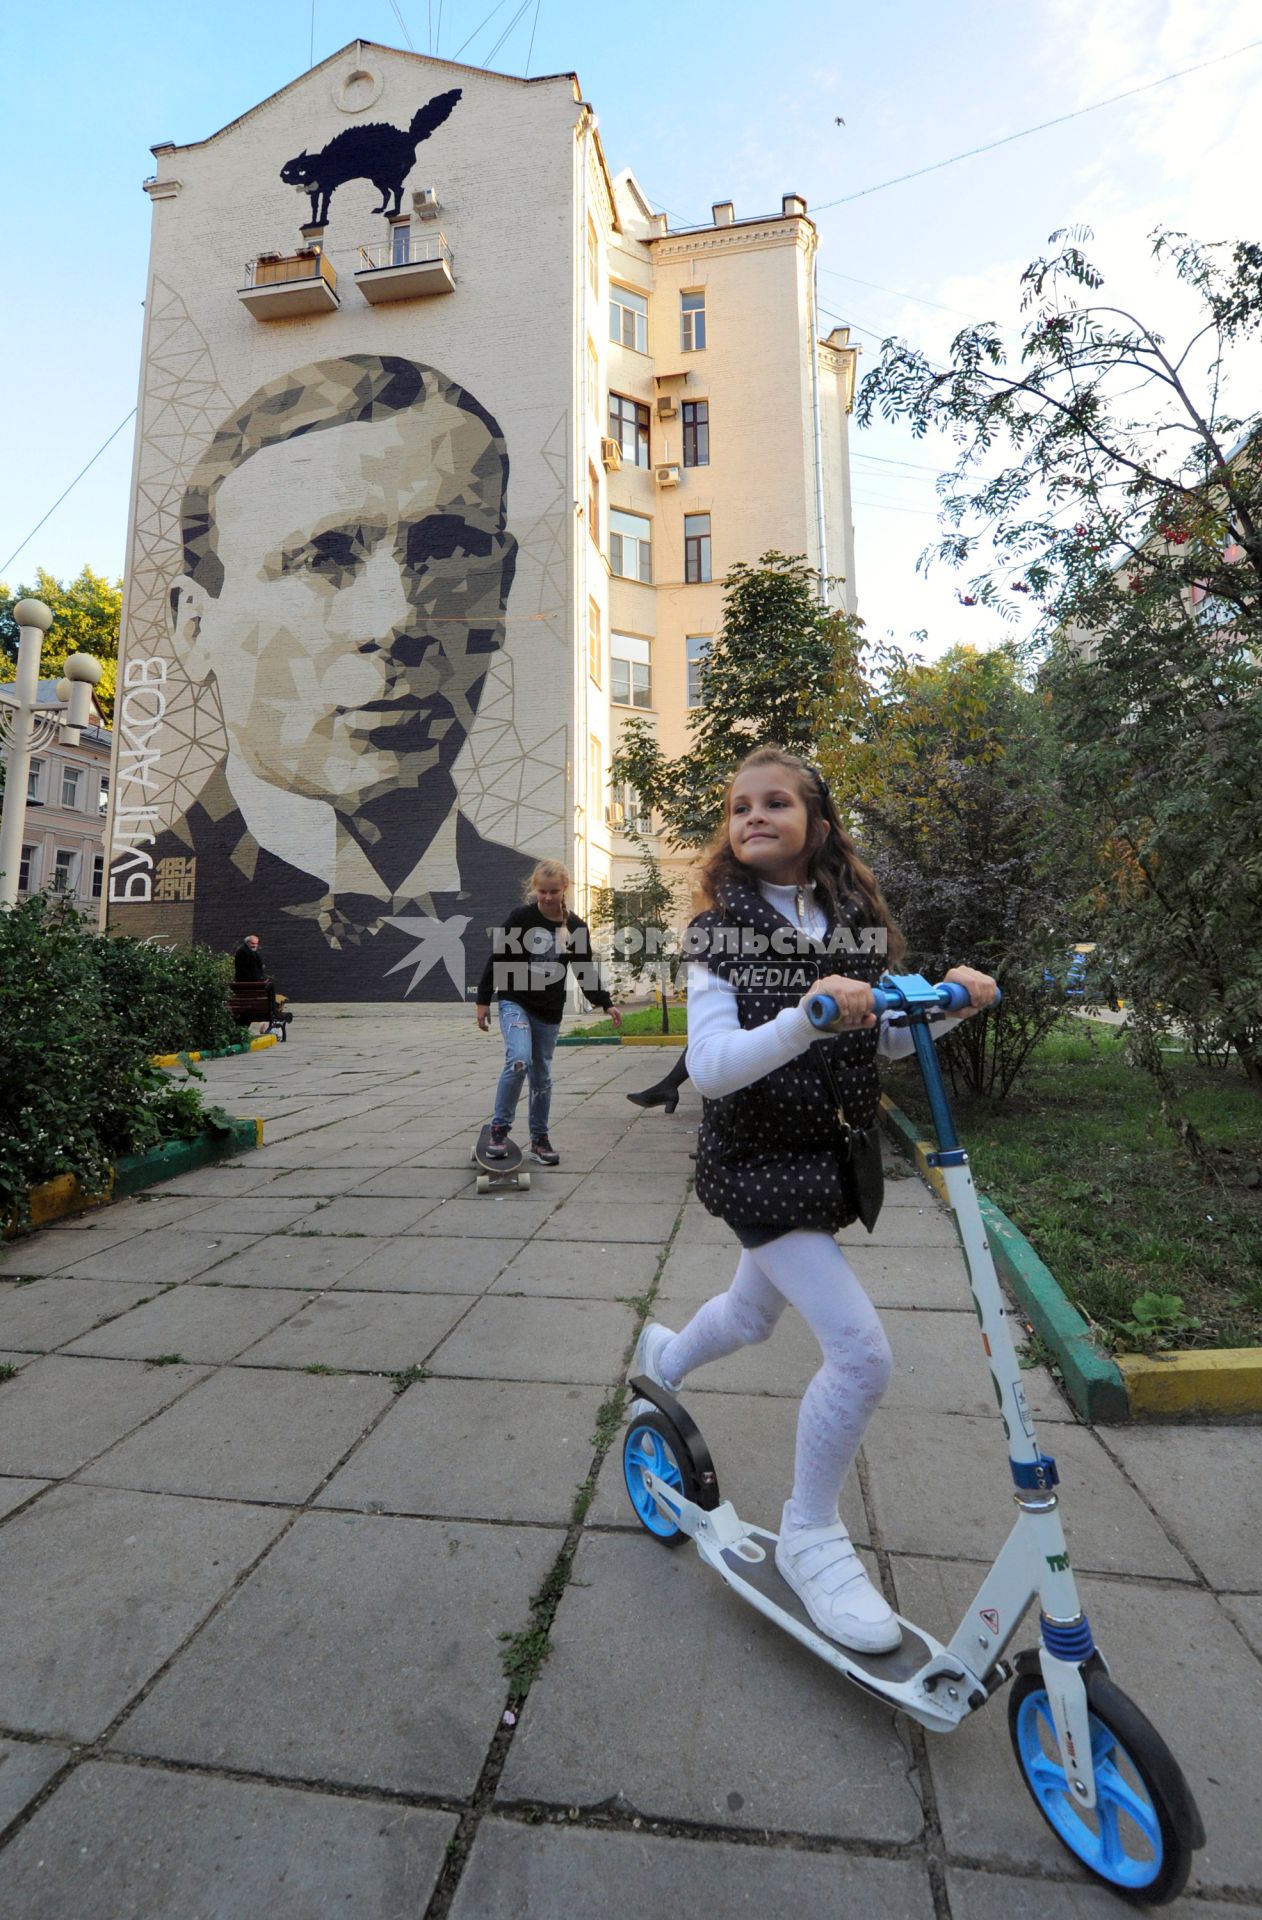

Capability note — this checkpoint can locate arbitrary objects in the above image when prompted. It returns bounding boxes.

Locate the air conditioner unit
[656,395,677,420]
[655,463,681,488]
[600,436,623,471]
[413,184,441,219]
[605,801,625,827]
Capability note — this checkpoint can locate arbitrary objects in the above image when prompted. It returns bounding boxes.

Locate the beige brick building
[107,40,856,1001]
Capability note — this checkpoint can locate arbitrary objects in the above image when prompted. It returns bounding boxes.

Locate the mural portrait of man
[145,353,536,1001]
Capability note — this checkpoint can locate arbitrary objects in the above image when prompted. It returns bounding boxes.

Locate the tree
[611,551,868,847]
[832,643,1085,1099]
[0,566,122,723]
[589,839,688,1031]
[857,227,1262,1086]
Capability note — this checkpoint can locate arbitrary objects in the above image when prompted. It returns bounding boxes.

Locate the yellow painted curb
[150,1034,280,1069]
[1116,1348,1262,1418]
[26,1171,111,1227]
[880,1095,949,1203]
[620,1034,687,1046]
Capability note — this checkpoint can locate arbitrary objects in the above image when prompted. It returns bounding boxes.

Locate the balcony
[354,231,455,304]
[239,248,339,320]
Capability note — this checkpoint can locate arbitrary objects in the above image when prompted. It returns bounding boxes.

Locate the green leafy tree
[834,643,1084,1099]
[611,551,869,847]
[0,566,122,723]
[857,227,1262,1087]
[589,840,688,1031]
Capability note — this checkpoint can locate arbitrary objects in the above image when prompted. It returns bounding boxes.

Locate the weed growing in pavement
[305,1363,342,1376]
[389,1365,429,1392]
[144,1353,187,1367]
[0,1364,18,1384]
[499,1547,575,1695]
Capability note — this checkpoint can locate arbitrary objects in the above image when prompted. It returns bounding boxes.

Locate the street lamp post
[0,598,105,909]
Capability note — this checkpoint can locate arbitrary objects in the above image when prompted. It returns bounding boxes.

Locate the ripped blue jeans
[491,999,559,1140]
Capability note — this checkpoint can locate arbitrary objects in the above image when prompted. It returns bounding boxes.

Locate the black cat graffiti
[280,89,462,226]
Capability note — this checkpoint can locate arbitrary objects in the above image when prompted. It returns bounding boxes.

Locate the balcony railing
[354,231,455,302]
[239,248,339,319]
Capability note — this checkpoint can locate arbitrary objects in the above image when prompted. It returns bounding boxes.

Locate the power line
[435,0,442,56]
[852,451,946,476]
[484,0,532,66]
[524,0,542,77]
[818,265,984,324]
[387,0,416,51]
[850,497,940,516]
[455,0,513,59]
[1,409,137,578]
[812,37,1262,214]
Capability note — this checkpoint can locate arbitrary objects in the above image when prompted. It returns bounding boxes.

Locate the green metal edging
[111,1117,262,1198]
[555,1035,624,1046]
[879,1096,1129,1424]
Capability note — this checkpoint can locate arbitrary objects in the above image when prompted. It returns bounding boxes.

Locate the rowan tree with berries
[858,228,1262,1088]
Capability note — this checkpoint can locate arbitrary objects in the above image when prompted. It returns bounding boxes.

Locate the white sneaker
[774,1504,902,1654]
[630,1322,679,1395]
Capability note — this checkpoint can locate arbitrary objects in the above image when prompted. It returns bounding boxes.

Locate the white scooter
[624,972,1204,1905]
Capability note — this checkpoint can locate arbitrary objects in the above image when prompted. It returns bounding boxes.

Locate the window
[587,215,599,295]
[587,461,600,545]
[390,221,411,265]
[52,849,78,893]
[611,633,652,709]
[682,400,709,468]
[589,735,603,816]
[18,845,36,893]
[609,393,650,468]
[611,781,651,833]
[686,634,711,706]
[27,759,43,803]
[588,597,602,686]
[91,852,104,900]
[61,766,83,809]
[587,337,599,419]
[681,290,707,352]
[99,773,109,816]
[609,509,652,584]
[610,284,648,353]
[684,513,712,583]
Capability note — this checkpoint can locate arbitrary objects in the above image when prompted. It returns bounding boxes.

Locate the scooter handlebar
[806,979,996,1030]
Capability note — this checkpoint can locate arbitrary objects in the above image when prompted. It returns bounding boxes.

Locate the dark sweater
[234,943,267,982]
[476,905,613,1025]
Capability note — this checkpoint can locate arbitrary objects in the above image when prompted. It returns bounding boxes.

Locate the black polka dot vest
[689,878,884,1239]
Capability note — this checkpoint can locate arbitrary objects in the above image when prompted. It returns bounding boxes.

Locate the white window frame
[18,844,37,893]
[609,392,650,468]
[91,852,105,900]
[681,290,707,352]
[611,632,652,710]
[610,284,648,354]
[687,634,711,707]
[610,509,652,584]
[684,513,712,584]
[612,780,651,834]
[52,848,79,894]
[390,220,412,266]
[61,765,83,810]
[98,773,110,816]
[27,759,44,803]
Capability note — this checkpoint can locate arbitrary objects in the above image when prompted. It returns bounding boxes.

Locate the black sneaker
[530,1135,560,1166]
[486,1123,511,1159]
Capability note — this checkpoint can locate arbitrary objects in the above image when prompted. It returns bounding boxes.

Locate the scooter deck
[718,1543,934,1683]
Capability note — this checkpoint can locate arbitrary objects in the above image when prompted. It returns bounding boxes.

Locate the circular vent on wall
[334,65,384,113]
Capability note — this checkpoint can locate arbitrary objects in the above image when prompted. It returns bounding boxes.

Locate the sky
[2,0,1259,659]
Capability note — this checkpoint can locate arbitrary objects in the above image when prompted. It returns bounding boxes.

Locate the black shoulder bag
[814,1047,885,1234]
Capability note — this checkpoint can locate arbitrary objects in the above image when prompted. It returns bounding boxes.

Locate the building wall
[106,41,858,997]
[107,42,589,1003]
[14,726,111,919]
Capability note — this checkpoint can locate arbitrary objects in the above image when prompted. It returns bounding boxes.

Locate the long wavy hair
[697,746,905,967]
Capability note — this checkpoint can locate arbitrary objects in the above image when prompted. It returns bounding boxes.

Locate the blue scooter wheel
[1008,1672,1192,1903]
[623,1409,695,1547]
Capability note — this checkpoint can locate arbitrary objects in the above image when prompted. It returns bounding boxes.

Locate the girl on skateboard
[475,860,622,1165]
[631,747,996,1650]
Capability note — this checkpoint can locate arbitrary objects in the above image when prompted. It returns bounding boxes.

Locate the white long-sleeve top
[685,880,962,1101]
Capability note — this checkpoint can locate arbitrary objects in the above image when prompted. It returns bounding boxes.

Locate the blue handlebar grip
[936,981,972,1012]
[806,994,839,1030]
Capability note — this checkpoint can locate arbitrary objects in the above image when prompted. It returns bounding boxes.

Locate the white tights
[658,1230,893,1530]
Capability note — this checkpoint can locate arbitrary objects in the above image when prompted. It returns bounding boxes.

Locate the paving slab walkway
[1,1005,1259,1919]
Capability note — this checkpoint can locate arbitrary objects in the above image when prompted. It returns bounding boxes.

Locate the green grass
[885,1020,1262,1352]
[570,1004,686,1037]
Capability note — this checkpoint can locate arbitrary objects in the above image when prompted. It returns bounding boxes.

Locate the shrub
[0,896,237,1226]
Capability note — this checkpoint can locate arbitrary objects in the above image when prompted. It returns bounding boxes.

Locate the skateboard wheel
[476,1174,490,1194]
[518,1171,531,1190]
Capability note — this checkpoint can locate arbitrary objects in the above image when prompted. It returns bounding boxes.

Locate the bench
[228,978,291,1041]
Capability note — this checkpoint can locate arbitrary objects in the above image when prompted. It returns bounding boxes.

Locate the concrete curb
[879,1095,1129,1424]
[150,1034,279,1068]
[879,1094,1262,1422]
[557,1033,686,1047]
[5,1116,264,1240]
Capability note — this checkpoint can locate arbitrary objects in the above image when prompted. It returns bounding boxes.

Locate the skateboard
[471,1124,531,1195]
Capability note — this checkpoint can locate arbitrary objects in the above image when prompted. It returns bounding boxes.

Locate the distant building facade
[107,40,858,1000]
[10,688,110,919]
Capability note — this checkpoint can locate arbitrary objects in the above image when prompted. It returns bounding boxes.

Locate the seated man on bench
[231,933,291,1038]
